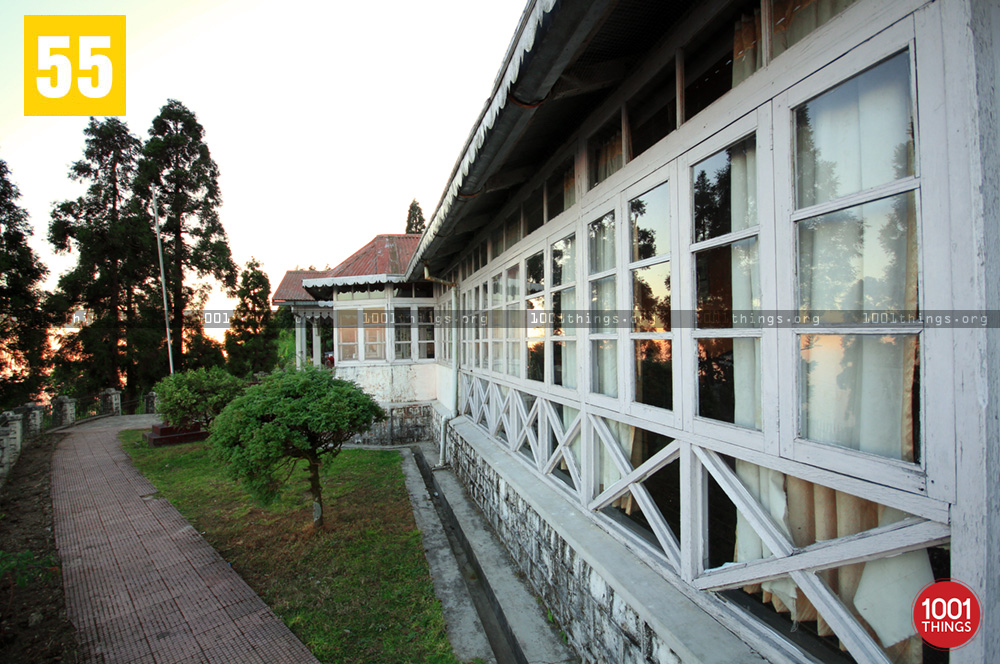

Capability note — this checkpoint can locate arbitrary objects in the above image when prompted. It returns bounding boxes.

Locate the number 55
[36,35,113,99]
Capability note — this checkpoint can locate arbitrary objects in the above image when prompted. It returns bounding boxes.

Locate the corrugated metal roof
[272,270,332,303]
[329,234,421,279]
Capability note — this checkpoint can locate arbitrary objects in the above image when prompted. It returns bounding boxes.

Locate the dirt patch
[0,433,78,662]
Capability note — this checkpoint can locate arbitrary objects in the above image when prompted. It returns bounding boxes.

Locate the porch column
[312,319,321,368]
[294,314,304,369]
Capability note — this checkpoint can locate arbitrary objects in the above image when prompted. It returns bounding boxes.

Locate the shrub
[153,367,245,428]
[210,367,385,527]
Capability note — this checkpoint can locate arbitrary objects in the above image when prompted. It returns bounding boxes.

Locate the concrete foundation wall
[335,363,437,403]
[354,402,436,446]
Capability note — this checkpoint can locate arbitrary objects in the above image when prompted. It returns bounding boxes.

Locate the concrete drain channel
[411,447,528,664]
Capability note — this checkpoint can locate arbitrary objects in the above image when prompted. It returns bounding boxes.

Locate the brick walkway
[51,416,320,664]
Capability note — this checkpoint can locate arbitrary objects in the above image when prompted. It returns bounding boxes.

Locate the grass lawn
[120,430,470,664]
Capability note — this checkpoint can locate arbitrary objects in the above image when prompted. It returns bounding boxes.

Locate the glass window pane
[552,234,576,286]
[630,180,671,261]
[696,238,760,329]
[627,61,677,158]
[592,339,618,397]
[491,341,503,372]
[526,251,545,294]
[524,186,544,235]
[527,340,544,382]
[491,273,503,307]
[553,340,577,389]
[697,337,761,429]
[394,307,411,360]
[589,212,616,274]
[505,212,521,249]
[795,51,913,208]
[506,266,520,301]
[694,136,757,242]
[800,334,919,462]
[633,262,671,333]
[798,192,917,318]
[413,282,434,298]
[553,287,576,337]
[507,340,521,377]
[337,309,358,361]
[589,117,623,187]
[547,159,575,219]
[491,225,505,258]
[590,276,617,333]
[635,339,672,410]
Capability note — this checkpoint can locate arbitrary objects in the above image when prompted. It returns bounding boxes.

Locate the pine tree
[405,199,426,234]
[49,117,154,397]
[135,100,237,371]
[0,158,49,407]
[225,258,278,377]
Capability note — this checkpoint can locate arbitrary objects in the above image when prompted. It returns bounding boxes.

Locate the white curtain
[773,0,857,58]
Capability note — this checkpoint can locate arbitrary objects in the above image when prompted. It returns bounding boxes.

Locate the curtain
[735,462,932,662]
[563,167,577,209]
[730,140,761,430]
[733,9,763,86]
[773,0,857,58]
[594,129,623,184]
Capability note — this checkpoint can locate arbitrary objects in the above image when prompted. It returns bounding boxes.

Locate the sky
[1,0,528,335]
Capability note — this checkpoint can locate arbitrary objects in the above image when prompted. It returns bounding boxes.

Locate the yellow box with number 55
[24,15,126,117]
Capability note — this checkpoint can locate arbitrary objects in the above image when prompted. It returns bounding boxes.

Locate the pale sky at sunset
[0,0,528,333]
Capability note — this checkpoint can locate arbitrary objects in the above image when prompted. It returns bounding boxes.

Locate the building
[278,1,999,662]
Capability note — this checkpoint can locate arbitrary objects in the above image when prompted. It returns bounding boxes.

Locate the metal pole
[152,189,174,375]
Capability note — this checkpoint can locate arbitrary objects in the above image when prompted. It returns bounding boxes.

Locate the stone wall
[353,402,435,446]
[442,420,681,664]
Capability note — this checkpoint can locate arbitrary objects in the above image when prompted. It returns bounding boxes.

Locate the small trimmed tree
[210,368,385,527]
[153,367,245,428]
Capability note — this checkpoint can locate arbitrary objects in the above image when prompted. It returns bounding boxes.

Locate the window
[551,234,578,389]
[588,212,618,397]
[337,309,358,361]
[627,60,676,159]
[363,308,385,360]
[546,159,576,220]
[418,307,435,360]
[506,265,521,377]
[394,307,412,360]
[525,250,545,382]
[792,52,919,464]
[629,180,672,410]
[772,0,857,58]
[589,117,624,188]
[524,186,544,235]
[691,136,761,429]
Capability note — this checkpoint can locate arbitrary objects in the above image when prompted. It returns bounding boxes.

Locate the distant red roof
[272,235,422,304]
[272,270,333,303]
[328,234,421,279]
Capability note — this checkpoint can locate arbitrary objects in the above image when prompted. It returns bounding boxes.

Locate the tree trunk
[307,454,323,528]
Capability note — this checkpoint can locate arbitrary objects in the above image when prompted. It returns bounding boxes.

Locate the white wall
[334,363,437,403]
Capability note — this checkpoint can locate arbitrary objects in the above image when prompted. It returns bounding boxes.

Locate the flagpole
[152,189,174,375]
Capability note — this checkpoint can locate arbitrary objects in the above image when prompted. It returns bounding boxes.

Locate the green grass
[120,429,465,664]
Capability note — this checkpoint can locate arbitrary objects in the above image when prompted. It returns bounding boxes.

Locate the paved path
[51,416,320,664]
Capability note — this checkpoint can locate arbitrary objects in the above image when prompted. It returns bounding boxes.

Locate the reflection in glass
[697,337,761,429]
[491,342,503,373]
[796,51,913,208]
[491,273,503,307]
[589,212,616,274]
[592,339,618,397]
[394,307,411,360]
[630,180,670,261]
[696,238,760,328]
[694,136,757,242]
[590,276,616,333]
[798,192,917,318]
[526,295,544,382]
[633,263,671,332]
[526,251,545,294]
[800,334,919,462]
[635,340,672,410]
[553,288,576,337]
[552,234,576,286]
[553,340,577,389]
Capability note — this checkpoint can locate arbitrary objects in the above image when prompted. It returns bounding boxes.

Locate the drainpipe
[423,266,459,468]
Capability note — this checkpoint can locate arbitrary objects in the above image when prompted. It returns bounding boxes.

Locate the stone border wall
[439,417,681,664]
[354,402,435,446]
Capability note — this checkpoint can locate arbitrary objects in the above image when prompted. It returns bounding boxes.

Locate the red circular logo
[912,579,982,649]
